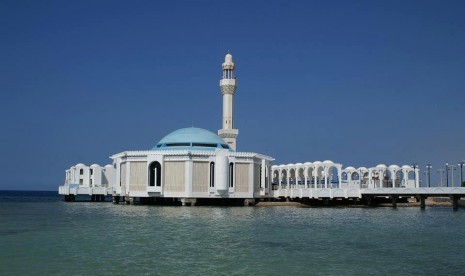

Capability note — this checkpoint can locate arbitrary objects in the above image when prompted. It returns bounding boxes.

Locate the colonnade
[341,164,419,188]
[272,162,420,190]
[271,161,342,189]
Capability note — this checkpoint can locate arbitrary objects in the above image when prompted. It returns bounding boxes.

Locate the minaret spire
[218,53,239,151]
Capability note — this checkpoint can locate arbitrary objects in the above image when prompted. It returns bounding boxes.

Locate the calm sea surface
[1,190,464,276]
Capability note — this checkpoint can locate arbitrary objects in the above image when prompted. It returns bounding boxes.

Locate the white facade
[64,163,116,188]
[61,144,273,202]
[60,53,274,203]
[110,149,273,200]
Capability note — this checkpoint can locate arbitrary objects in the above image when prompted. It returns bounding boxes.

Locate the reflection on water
[1,192,465,275]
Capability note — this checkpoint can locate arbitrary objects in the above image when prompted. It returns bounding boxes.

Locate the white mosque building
[60,53,274,205]
[60,53,465,207]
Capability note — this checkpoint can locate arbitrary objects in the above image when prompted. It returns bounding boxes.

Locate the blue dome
[153,127,232,151]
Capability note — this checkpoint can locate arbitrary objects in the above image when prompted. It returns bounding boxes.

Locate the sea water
[1,191,464,275]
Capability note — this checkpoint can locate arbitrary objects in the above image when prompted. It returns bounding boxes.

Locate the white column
[296,174,300,188]
[186,159,193,197]
[248,163,254,198]
[415,168,420,188]
[392,170,397,188]
[368,170,372,188]
[115,160,120,195]
[267,165,270,191]
[324,168,328,188]
[261,159,266,189]
[403,169,407,187]
[125,161,130,196]
[379,170,383,188]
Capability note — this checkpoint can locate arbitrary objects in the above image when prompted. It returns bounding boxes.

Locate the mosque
[60,53,451,207]
[60,53,274,205]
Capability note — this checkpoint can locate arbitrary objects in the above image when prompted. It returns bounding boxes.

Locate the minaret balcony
[218,129,239,138]
[220,79,237,86]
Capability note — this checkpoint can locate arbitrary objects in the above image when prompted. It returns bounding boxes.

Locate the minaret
[218,53,239,151]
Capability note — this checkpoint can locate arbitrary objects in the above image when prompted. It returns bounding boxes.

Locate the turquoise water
[1,191,464,275]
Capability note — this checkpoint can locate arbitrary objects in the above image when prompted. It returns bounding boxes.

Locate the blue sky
[1,0,464,190]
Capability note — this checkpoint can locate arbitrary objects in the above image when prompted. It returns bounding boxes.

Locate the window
[210,162,215,187]
[265,166,269,188]
[229,163,234,188]
[149,161,162,187]
[166,143,190,147]
[90,169,93,175]
[80,169,83,175]
[193,143,218,148]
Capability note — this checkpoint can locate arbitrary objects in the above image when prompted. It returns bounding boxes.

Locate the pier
[271,187,465,211]
[59,183,465,210]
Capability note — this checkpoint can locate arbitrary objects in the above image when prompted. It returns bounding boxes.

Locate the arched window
[149,161,162,187]
[265,166,268,188]
[210,162,215,187]
[273,170,279,185]
[408,171,415,180]
[229,163,234,188]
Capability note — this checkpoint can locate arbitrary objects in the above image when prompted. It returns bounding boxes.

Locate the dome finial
[225,52,233,64]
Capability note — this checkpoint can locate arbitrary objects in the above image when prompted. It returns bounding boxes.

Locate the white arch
[325,163,342,189]
[305,166,315,188]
